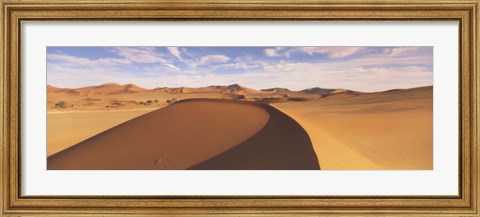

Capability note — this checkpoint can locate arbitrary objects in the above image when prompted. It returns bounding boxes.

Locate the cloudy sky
[47,46,433,92]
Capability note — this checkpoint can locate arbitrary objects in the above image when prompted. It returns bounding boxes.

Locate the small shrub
[112,101,124,106]
[166,98,178,105]
[54,101,67,109]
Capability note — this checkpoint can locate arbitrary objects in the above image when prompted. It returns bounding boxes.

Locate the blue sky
[47,46,433,92]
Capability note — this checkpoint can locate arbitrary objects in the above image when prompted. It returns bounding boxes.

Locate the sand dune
[190,104,320,170]
[74,83,146,95]
[273,109,383,170]
[47,83,357,112]
[47,109,156,156]
[301,87,361,97]
[272,86,433,170]
[47,83,431,170]
[48,99,320,170]
[155,84,264,95]
[48,83,145,98]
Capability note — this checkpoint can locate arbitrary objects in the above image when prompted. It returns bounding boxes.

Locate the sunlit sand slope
[272,86,433,170]
[47,99,319,170]
[47,109,156,156]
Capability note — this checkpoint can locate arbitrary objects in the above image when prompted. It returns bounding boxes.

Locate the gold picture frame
[1,0,478,216]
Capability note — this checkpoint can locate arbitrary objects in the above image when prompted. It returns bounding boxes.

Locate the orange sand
[272,86,433,170]
[47,109,156,156]
[48,99,320,170]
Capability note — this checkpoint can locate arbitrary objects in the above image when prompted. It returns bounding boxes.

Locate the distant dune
[47,83,357,111]
[153,84,263,95]
[300,87,361,97]
[48,83,146,96]
[47,99,320,170]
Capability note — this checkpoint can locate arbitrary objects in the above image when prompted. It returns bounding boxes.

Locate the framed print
[1,0,478,216]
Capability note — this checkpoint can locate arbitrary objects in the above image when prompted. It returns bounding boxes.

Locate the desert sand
[47,83,259,156]
[47,109,156,156]
[47,83,432,170]
[47,99,320,170]
[47,83,241,111]
[272,86,433,170]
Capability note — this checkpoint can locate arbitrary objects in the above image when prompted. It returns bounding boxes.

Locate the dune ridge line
[48,99,320,170]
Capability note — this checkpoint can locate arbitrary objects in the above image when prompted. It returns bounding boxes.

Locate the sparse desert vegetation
[54,100,67,109]
[47,83,329,111]
[166,98,178,105]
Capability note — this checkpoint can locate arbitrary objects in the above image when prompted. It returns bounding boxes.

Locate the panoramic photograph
[46,46,433,170]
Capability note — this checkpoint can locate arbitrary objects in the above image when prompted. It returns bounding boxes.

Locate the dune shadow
[47,99,320,170]
[189,104,320,170]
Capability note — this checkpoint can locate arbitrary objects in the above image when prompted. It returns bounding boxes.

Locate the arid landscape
[47,83,432,170]
[47,46,433,170]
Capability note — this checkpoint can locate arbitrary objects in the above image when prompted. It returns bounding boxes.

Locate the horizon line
[47,82,433,94]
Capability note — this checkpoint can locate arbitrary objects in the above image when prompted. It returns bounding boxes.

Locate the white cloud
[111,47,167,63]
[264,47,282,57]
[167,47,182,60]
[162,63,181,71]
[47,47,433,92]
[264,49,278,57]
[211,62,261,71]
[48,56,432,92]
[286,47,364,58]
[166,47,201,70]
[387,47,419,56]
[198,55,231,65]
[47,53,131,67]
[346,52,432,67]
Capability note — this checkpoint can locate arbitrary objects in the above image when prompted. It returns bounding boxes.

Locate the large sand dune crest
[47,99,320,170]
[190,105,320,170]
